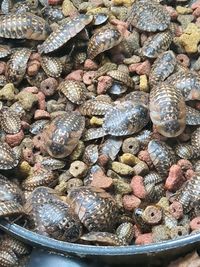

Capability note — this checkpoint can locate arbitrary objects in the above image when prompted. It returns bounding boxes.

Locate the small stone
[15,91,38,111]
[143,205,162,225]
[91,170,113,189]
[169,201,183,220]
[122,194,141,211]
[19,161,31,177]
[84,59,98,70]
[119,153,140,166]
[122,138,140,155]
[190,217,200,231]
[185,169,195,180]
[5,130,24,147]
[83,71,96,85]
[40,77,58,96]
[97,76,113,94]
[136,60,151,75]
[36,92,46,110]
[113,178,132,195]
[139,74,149,92]
[138,150,153,169]
[135,233,153,245]
[112,161,135,176]
[0,83,15,100]
[176,6,193,15]
[65,70,84,81]
[152,225,170,242]
[34,110,51,120]
[176,54,190,67]
[90,116,104,126]
[177,14,194,30]
[131,176,146,199]
[165,165,185,191]
[69,161,88,177]
[169,226,189,239]
[177,159,193,171]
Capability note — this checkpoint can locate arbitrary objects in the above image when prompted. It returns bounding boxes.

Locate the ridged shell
[41,6,65,22]
[0,107,21,134]
[149,50,176,85]
[143,171,163,186]
[107,70,134,88]
[0,13,49,40]
[0,45,11,58]
[150,83,186,137]
[83,144,98,165]
[25,186,82,242]
[38,14,93,54]
[191,127,200,158]
[81,232,125,246]
[99,137,122,161]
[186,106,200,126]
[94,62,117,79]
[141,30,173,58]
[83,127,107,141]
[166,71,200,101]
[0,250,18,267]
[2,236,29,256]
[68,186,119,231]
[41,56,63,78]
[6,48,31,85]
[41,157,65,170]
[148,140,176,177]
[1,0,12,14]
[87,26,123,59]
[127,0,171,32]
[43,112,85,158]
[79,99,113,116]
[175,144,194,159]
[0,142,19,169]
[30,120,49,135]
[58,80,87,104]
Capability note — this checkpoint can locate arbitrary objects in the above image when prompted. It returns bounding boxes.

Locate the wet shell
[107,70,134,88]
[38,14,93,54]
[41,6,65,22]
[21,168,56,190]
[0,75,7,87]
[149,50,176,86]
[79,99,113,116]
[1,236,30,256]
[99,137,122,161]
[30,119,49,135]
[133,129,152,148]
[0,13,49,40]
[175,172,200,213]
[103,101,149,136]
[127,0,171,32]
[0,107,21,134]
[42,112,85,158]
[5,48,31,85]
[148,140,176,177]
[87,26,123,59]
[0,142,19,169]
[191,127,200,158]
[58,80,87,104]
[1,0,12,14]
[83,127,107,141]
[0,250,18,267]
[68,186,119,231]
[41,56,63,78]
[83,144,98,165]
[13,0,38,13]
[175,144,194,159]
[0,45,11,58]
[143,171,164,186]
[141,30,173,59]
[166,71,200,101]
[81,232,125,246]
[149,83,186,137]
[41,157,65,170]
[25,186,82,242]
[124,91,149,107]
[186,106,200,126]
[93,62,117,79]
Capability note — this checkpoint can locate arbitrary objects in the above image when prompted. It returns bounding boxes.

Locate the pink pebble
[110,18,128,29]
[176,54,190,67]
[91,170,113,189]
[193,6,200,16]
[0,62,6,75]
[34,110,51,120]
[165,165,185,191]
[84,59,98,70]
[131,176,147,199]
[177,159,193,171]
[190,217,200,231]
[97,76,113,94]
[138,150,153,169]
[5,130,24,147]
[33,134,45,151]
[122,195,141,211]
[129,63,141,73]
[192,0,200,10]
[98,154,109,167]
[135,233,153,245]
[169,201,183,220]
[133,224,142,238]
[132,60,151,75]
[185,169,195,180]
[165,5,178,20]
[82,71,96,85]
[36,92,46,110]
[22,147,35,165]
[23,87,39,94]
[65,70,84,81]
[21,121,30,130]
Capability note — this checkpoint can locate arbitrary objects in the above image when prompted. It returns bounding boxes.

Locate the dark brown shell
[0,13,49,40]
[41,56,63,78]
[25,186,82,242]
[5,48,31,85]
[0,250,18,267]
[79,99,113,116]
[0,107,21,134]
[186,106,200,126]
[81,232,125,246]
[83,127,107,141]
[175,144,194,159]
[87,25,123,59]
[68,186,119,231]
[0,142,19,169]
[38,14,93,54]
[58,80,87,104]
[148,140,176,177]
[149,83,186,137]
[107,70,134,88]
[42,112,85,158]
[1,235,30,256]
[191,127,200,158]
[127,0,171,32]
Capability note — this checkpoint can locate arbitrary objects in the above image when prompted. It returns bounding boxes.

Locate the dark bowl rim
[0,219,200,256]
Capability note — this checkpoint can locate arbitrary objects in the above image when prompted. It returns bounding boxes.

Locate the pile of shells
[0,0,199,257]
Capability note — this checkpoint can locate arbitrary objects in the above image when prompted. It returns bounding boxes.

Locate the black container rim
[0,219,200,256]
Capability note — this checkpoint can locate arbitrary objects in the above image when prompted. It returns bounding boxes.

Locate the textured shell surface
[41,157,66,170]
[25,186,82,242]
[5,48,32,85]
[26,69,47,87]
[0,13,49,40]
[87,25,123,59]
[185,106,200,126]
[191,127,200,158]
[141,30,173,59]
[80,232,125,246]
[99,137,122,161]
[175,144,194,159]
[124,91,149,107]
[79,99,113,116]
[0,250,18,267]
[83,144,98,165]
[133,129,152,147]
[149,50,176,85]
[1,0,12,14]
[41,56,63,78]
[127,0,171,32]
[0,75,7,87]
[83,127,107,141]
[0,107,21,134]
[94,62,117,79]
[41,6,65,22]
[93,13,108,26]
[0,142,19,169]
[148,140,176,177]
[58,80,87,104]
[2,235,30,255]
[43,112,85,158]
[30,119,49,135]
[13,0,38,13]
[143,171,164,186]
[68,186,119,231]
[149,83,186,137]
[38,14,93,54]
[166,71,200,101]
[0,45,11,58]
[103,101,149,136]
[107,70,134,88]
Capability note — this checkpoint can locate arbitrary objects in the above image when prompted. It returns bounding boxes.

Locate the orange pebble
[165,165,185,191]
[122,195,141,211]
[5,130,24,147]
[135,233,153,245]
[131,176,147,199]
